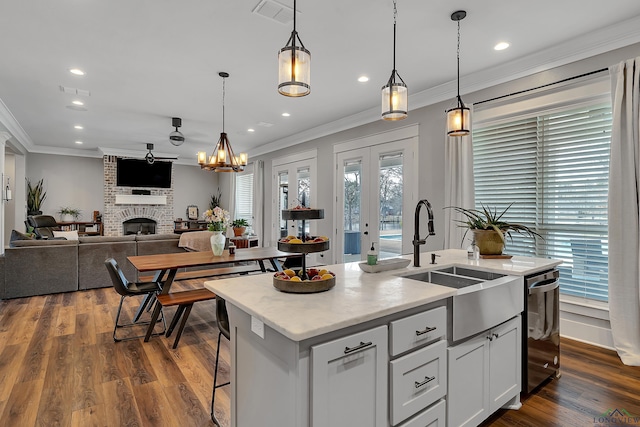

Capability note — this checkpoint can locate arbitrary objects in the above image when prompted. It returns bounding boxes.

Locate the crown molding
[0,98,34,153]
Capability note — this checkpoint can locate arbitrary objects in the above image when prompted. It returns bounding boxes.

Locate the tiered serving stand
[273,208,334,293]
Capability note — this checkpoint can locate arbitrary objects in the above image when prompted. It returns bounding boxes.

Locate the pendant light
[381,0,407,121]
[197,72,248,172]
[446,10,470,136]
[278,0,311,97]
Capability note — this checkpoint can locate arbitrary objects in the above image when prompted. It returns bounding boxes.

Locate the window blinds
[473,104,611,301]
[234,173,254,224]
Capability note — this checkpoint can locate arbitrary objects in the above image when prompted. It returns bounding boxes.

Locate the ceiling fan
[169,117,185,146]
[145,143,178,164]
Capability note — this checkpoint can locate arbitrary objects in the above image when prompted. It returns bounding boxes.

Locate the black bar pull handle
[344,341,373,354]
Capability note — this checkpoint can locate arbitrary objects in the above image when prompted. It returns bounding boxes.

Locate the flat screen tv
[116,158,172,188]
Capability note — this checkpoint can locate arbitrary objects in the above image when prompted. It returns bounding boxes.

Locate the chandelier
[197,72,248,172]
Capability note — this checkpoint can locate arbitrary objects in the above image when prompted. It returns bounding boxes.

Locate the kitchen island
[205,249,561,427]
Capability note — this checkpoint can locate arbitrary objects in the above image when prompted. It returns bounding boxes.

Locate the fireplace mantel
[115,195,167,205]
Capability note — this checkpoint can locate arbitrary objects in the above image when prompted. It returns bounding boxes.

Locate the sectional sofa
[0,234,185,299]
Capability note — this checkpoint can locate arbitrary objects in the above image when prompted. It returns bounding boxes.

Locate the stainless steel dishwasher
[522,268,560,393]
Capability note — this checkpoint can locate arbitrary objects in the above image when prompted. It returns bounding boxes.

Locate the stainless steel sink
[400,266,523,341]
[436,266,505,281]
[403,271,482,289]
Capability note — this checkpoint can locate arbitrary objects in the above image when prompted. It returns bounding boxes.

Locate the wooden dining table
[126,246,301,341]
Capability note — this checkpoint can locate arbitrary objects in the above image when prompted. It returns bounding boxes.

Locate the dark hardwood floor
[1,280,639,427]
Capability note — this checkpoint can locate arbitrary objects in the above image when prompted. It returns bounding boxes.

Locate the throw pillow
[52,230,79,241]
[9,229,34,247]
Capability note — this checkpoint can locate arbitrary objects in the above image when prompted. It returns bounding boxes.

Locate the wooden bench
[139,264,263,283]
[156,288,216,348]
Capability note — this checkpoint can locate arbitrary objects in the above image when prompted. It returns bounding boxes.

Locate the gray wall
[24,153,218,226]
[173,163,220,219]
[26,154,104,221]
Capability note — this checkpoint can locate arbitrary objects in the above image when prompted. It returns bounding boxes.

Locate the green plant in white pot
[449,203,541,255]
[58,206,82,222]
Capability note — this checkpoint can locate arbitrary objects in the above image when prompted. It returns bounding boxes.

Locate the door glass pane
[278,172,288,238]
[296,167,311,237]
[343,160,362,263]
[378,153,403,259]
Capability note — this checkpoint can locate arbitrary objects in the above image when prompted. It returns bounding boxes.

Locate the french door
[271,150,317,247]
[335,135,417,264]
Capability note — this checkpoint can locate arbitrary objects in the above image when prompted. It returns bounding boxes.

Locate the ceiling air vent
[59,86,91,97]
[252,0,295,25]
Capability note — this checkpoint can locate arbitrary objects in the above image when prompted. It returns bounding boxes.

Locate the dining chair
[211,296,231,426]
[104,258,166,342]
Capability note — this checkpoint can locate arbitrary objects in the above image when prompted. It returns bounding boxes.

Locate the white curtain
[444,108,475,249]
[608,56,640,365]
[253,160,265,247]
[226,173,237,237]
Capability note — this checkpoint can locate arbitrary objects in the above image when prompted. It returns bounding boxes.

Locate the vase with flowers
[204,206,230,255]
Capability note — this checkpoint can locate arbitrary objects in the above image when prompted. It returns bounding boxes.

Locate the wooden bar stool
[156,288,216,349]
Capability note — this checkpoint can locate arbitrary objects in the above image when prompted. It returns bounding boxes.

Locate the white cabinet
[488,317,521,413]
[311,325,388,427]
[397,399,446,427]
[447,315,521,427]
[390,340,446,425]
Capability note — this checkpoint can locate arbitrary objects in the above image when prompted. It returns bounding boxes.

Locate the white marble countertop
[205,249,561,342]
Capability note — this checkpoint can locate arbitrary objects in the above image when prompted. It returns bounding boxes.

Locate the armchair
[27,215,61,239]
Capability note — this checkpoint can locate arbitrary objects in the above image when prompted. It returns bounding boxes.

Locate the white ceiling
[1,0,640,164]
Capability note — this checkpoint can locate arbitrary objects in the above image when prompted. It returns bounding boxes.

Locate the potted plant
[27,178,46,215]
[449,203,541,255]
[231,218,249,237]
[209,188,222,210]
[58,207,82,222]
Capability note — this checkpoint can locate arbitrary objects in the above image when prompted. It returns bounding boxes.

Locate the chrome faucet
[413,199,435,267]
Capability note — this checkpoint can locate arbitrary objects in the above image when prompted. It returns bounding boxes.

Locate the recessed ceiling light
[282,112,290,117]
[74,125,83,130]
[247,128,255,133]
[69,68,85,76]
[494,42,510,51]
[358,76,369,83]
[72,100,84,106]
[75,140,83,145]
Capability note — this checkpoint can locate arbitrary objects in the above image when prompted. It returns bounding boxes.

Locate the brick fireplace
[103,155,174,236]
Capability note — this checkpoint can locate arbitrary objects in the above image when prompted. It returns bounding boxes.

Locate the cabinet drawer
[390,340,447,425]
[397,399,445,427]
[390,306,446,356]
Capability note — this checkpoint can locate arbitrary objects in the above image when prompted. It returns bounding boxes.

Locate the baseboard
[560,315,615,350]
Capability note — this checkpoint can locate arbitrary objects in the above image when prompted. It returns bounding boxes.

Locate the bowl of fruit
[273,268,336,293]
[278,235,330,253]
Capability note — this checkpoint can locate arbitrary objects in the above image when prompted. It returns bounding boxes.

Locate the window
[234,172,254,225]
[473,103,611,301]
